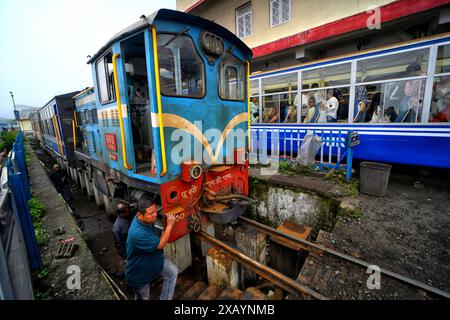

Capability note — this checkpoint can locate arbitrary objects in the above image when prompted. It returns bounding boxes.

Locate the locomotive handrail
[152,26,168,176]
[72,120,76,150]
[72,111,78,150]
[112,53,132,170]
[73,110,78,127]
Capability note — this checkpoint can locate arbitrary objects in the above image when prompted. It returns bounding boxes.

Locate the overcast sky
[0,0,176,118]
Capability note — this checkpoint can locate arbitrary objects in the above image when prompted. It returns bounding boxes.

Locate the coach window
[262,95,280,123]
[250,79,260,123]
[261,72,297,123]
[219,52,245,101]
[302,63,351,123]
[96,52,116,104]
[356,49,428,124]
[430,44,450,122]
[157,34,205,98]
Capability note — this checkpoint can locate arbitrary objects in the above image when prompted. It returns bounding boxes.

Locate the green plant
[278,160,313,176]
[35,268,49,279]
[0,131,18,153]
[28,198,47,246]
[327,171,359,197]
[35,288,53,300]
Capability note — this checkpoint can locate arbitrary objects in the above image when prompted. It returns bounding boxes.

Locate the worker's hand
[166,214,177,228]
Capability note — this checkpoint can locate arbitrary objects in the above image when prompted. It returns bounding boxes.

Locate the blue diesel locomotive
[32,9,253,242]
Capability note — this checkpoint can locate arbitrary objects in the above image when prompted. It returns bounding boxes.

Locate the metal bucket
[359,162,392,197]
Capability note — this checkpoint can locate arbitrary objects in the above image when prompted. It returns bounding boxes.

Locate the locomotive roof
[35,91,80,114]
[87,8,252,64]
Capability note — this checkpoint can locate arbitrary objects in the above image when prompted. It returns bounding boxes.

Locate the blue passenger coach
[33,91,80,167]
[250,33,450,168]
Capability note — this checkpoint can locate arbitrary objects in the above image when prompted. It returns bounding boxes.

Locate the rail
[196,230,327,299]
[238,216,450,299]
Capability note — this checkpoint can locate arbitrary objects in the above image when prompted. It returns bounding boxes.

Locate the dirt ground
[298,172,450,299]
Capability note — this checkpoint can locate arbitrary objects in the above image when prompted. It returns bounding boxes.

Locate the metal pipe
[239,216,450,299]
[151,26,167,176]
[112,53,132,170]
[196,230,328,300]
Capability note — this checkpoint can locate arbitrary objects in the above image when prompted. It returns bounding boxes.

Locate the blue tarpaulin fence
[5,131,42,270]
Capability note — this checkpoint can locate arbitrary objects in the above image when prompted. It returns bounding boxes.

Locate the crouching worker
[125,198,178,300]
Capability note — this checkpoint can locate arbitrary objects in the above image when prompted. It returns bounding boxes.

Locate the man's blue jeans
[134,257,178,300]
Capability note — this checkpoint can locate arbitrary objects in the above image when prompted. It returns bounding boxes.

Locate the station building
[177,0,450,126]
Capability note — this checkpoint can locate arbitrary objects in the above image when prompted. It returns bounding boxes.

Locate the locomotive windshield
[219,51,245,101]
[157,34,205,98]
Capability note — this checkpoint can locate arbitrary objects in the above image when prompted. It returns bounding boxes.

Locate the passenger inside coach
[303,97,320,123]
[324,90,339,123]
[383,106,398,123]
[431,94,450,122]
[263,105,279,123]
[431,77,450,122]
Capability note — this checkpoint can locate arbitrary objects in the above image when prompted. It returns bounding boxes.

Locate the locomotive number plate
[105,133,117,152]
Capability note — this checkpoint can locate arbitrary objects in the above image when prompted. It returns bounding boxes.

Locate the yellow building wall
[177,0,395,48]
[19,119,33,132]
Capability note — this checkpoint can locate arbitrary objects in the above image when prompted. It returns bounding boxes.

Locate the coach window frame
[250,40,450,125]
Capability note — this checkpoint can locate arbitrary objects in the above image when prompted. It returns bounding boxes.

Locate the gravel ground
[298,174,450,299]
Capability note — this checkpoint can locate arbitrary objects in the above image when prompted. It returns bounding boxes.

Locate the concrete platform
[249,167,347,198]
[27,143,115,300]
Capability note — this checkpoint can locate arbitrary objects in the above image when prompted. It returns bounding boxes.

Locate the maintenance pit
[29,138,450,300]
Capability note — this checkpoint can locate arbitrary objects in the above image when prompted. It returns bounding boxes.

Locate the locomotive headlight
[189,165,202,180]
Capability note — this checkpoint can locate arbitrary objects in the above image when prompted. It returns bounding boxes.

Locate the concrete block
[236,224,266,283]
[206,247,239,289]
[197,285,223,300]
[269,221,312,278]
[241,287,267,300]
[201,220,215,257]
[164,233,192,273]
[180,281,207,300]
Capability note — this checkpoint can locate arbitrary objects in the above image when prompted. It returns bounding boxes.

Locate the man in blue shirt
[125,198,178,300]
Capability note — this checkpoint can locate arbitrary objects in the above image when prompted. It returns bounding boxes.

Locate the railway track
[196,216,450,300]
